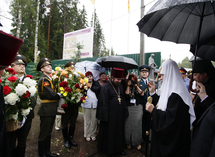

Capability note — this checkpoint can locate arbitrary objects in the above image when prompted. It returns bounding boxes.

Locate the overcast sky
[0,0,194,63]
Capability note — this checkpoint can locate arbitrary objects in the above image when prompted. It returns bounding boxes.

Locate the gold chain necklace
[109,80,121,104]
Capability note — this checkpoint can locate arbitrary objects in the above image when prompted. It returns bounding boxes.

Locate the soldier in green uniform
[37,58,61,157]
[7,54,37,157]
[61,61,78,149]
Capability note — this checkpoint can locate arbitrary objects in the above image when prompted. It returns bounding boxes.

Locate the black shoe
[46,150,58,157]
[64,139,71,149]
[120,151,127,155]
[69,137,78,147]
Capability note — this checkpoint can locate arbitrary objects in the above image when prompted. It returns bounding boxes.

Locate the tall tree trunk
[34,0,40,62]
[17,3,21,38]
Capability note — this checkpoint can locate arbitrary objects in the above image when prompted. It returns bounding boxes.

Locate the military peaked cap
[139,65,150,72]
[37,58,51,71]
[12,54,28,67]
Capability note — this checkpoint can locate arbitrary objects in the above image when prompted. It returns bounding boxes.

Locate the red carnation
[26,75,33,79]
[64,87,71,93]
[23,91,30,98]
[0,79,2,84]
[80,96,85,102]
[60,81,67,87]
[75,84,80,88]
[7,76,18,82]
[3,85,11,95]
[6,68,16,75]
[61,103,67,109]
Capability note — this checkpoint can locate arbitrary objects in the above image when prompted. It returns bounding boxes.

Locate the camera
[131,80,137,86]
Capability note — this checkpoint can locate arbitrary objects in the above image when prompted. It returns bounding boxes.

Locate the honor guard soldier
[37,58,61,157]
[61,61,78,149]
[7,54,37,157]
[0,30,23,157]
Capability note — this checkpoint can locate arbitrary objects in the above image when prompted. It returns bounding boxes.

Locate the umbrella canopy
[95,56,108,65]
[137,0,215,45]
[190,35,215,61]
[95,56,138,70]
[75,61,105,81]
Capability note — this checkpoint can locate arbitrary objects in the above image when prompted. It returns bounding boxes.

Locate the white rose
[69,74,73,78]
[84,86,88,90]
[9,112,18,121]
[23,78,37,87]
[64,78,67,82]
[73,71,79,76]
[29,86,37,97]
[4,93,20,105]
[15,84,28,96]
[52,75,58,80]
[21,107,32,116]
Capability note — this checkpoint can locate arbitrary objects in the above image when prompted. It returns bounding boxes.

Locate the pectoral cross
[118,96,121,104]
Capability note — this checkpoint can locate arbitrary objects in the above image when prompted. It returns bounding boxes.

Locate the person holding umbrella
[190,82,215,157]
[190,57,215,126]
[146,59,195,157]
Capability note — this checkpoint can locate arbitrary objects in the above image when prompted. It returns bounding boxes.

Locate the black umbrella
[95,56,108,65]
[95,56,138,70]
[137,0,215,56]
[190,35,215,61]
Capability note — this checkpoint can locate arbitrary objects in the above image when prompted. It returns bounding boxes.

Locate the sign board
[63,27,94,59]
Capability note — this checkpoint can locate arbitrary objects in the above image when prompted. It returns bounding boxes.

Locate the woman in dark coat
[146,59,196,157]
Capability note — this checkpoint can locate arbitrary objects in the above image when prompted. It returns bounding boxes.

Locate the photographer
[124,74,144,150]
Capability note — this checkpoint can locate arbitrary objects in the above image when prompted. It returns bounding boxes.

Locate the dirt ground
[24,104,148,157]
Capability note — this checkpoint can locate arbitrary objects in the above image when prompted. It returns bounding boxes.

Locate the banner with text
[63,27,94,59]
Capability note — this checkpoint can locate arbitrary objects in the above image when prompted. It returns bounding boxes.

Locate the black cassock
[0,85,11,157]
[150,93,190,157]
[190,96,215,157]
[96,81,128,155]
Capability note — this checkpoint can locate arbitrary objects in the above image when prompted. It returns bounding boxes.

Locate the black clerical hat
[190,56,215,78]
[37,58,51,71]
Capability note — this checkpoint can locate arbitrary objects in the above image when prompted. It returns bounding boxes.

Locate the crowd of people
[1,31,215,157]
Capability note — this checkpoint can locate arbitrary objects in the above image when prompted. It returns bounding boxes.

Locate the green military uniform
[61,61,79,149]
[37,58,60,157]
[8,54,37,157]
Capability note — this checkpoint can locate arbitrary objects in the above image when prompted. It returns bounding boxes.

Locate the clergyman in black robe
[96,68,128,156]
[190,82,215,157]
[146,59,196,157]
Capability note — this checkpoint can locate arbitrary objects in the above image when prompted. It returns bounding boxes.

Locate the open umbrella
[137,1,215,156]
[95,56,138,70]
[137,0,215,56]
[75,61,105,81]
[190,35,215,61]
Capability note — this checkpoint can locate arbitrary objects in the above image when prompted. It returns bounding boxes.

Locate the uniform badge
[43,82,49,87]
